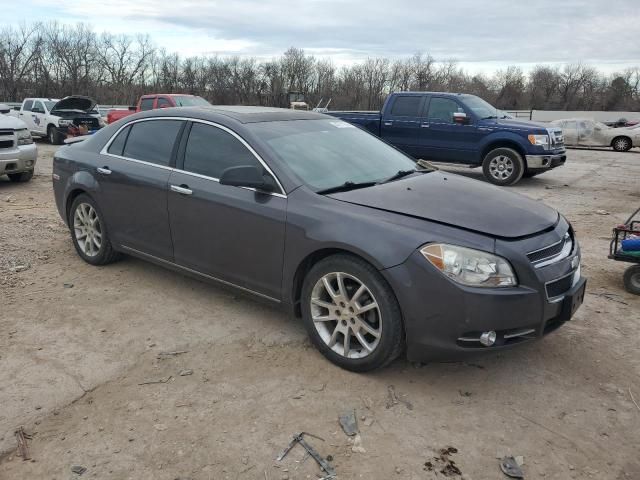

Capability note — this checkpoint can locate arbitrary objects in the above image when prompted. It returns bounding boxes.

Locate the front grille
[550,129,564,148]
[73,117,99,129]
[0,139,13,149]
[528,232,572,264]
[546,273,574,299]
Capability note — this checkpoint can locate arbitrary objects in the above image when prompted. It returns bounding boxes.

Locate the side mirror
[219,165,275,193]
[128,106,137,111]
[453,112,469,125]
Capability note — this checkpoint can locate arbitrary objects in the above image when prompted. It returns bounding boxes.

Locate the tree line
[1,22,639,111]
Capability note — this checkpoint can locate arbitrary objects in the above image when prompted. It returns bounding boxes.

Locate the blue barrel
[621,238,640,251]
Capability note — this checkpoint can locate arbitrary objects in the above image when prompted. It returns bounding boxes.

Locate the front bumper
[526,152,566,170]
[382,227,585,362]
[0,143,37,176]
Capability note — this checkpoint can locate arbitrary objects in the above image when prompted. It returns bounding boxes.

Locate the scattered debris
[291,390,305,399]
[153,424,168,431]
[424,447,461,477]
[386,385,413,410]
[138,376,172,385]
[362,417,374,427]
[178,369,193,376]
[9,265,29,273]
[157,350,188,358]
[629,387,640,412]
[71,465,87,475]
[63,283,74,289]
[588,292,628,305]
[276,432,335,478]
[500,456,524,478]
[595,209,610,215]
[14,427,31,460]
[458,390,472,397]
[338,410,358,436]
[350,433,366,454]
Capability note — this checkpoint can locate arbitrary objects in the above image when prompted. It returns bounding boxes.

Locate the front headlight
[420,243,517,287]
[58,119,73,127]
[16,128,33,146]
[528,134,550,149]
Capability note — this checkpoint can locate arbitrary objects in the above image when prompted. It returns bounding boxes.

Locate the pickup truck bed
[328,111,381,135]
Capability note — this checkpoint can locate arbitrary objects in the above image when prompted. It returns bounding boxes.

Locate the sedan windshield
[249,119,419,191]
[172,96,211,107]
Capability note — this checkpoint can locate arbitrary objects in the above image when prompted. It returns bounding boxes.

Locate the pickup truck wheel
[8,171,33,182]
[612,136,632,152]
[482,148,525,186]
[623,265,640,295]
[48,126,62,145]
[301,254,404,372]
[69,194,121,266]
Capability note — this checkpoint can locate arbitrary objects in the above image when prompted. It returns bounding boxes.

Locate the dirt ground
[0,140,639,480]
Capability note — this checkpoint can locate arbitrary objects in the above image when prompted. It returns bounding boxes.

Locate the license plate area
[559,278,586,321]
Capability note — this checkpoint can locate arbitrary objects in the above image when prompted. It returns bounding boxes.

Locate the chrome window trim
[99,116,287,198]
[120,245,280,303]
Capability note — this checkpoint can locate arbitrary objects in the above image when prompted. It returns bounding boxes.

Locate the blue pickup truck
[328,92,566,186]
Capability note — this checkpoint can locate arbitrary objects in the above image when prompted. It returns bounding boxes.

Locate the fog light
[480,331,497,346]
[26,160,34,167]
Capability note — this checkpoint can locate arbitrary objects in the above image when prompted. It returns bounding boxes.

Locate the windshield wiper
[378,166,433,184]
[316,181,378,195]
[481,115,498,120]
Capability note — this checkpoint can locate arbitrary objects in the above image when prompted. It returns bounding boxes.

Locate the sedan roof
[139,105,327,124]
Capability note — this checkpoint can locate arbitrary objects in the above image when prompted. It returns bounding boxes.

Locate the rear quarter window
[122,120,183,166]
[140,98,155,111]
[107,125,131,156]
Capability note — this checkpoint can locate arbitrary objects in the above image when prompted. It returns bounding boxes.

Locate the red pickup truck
[107,94,211,124]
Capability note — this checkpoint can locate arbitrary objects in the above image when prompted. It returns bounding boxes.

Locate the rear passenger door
[380,95,425,158]
[98,118,185,260]
[167,121,287,300]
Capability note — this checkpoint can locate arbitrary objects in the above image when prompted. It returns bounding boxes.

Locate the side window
[139,97,155,111]
[33,101,44,113]
[122,120,183,166]
[183,123,262,179]
[157,97,172,108]
[23,100,33,112]
[427,98,462,123]
[107,125,131,156]
[390,96,422,117]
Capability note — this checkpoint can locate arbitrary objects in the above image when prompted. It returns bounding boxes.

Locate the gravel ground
[0,141,638,480]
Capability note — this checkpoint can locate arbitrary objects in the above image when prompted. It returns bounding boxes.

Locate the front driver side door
[167,121,287,300]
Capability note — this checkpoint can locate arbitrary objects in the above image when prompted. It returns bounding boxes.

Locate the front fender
[478,130,530,160]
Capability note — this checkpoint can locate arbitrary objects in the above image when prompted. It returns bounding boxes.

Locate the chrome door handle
[97,167,112,175]
[170,185,193,195]
[420,123,430,128]
[383,121,393,126]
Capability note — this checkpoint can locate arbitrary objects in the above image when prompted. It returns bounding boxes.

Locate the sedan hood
[51,96,97,113]
[328,172,559,238]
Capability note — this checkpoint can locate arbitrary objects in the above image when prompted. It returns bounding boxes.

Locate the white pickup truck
[11,96,104,144]
[0,110,37,182]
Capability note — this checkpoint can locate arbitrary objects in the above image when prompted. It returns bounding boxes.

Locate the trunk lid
[328,172,558,238]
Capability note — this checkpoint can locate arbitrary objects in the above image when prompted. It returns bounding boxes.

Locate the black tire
[300,254,404,372]
[8,171,33,182]
[482,147,525,186]
[69,194,121,265]
[623,265,640,295]
[48,125,62,145]
[612,136,632,152]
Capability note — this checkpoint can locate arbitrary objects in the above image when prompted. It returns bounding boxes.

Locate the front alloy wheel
[301,254,404,371]
[482,147,524,186]
[310,272,382,358]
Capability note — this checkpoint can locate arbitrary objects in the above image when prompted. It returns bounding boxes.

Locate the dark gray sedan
[52,106,586,371]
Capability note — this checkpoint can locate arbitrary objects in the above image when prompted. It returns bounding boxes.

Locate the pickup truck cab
[106,94,211,124]
[11,96,104,145]
[329,92,566,186]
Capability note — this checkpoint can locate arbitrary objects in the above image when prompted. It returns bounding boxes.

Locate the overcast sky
[4,0,640,73]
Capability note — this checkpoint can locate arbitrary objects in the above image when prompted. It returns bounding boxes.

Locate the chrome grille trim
[528,232,573,268]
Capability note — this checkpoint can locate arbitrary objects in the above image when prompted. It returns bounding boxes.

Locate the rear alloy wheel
[612,136,632,152]
[70,194,120,265]
[8,171,33,182]
[482,147,525,186]
[301,254,404,371]
[623,265,640,295]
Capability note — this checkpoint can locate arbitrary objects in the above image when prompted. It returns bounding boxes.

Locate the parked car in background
[10,96,104,145]
[551,118,640,151]
[52,106,585,371]
[0,114,37,182]
[106,94,211,124]
[329,92,566,186]
[0,104,11,114]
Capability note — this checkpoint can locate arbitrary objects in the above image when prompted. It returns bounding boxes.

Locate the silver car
[0,113,37,182]
[550,118,640,152]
